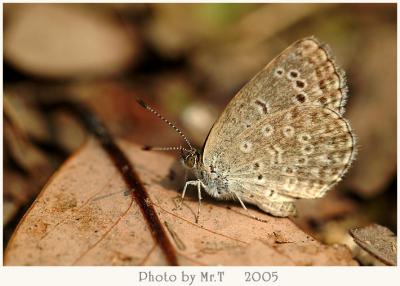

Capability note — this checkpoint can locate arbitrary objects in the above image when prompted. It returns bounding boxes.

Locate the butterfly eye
[185,155,196,168]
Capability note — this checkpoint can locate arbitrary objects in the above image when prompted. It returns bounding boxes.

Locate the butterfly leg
[233,192,248,210]
[179,180,203,223]
[179,180,195,207]
[195,180,202,223]
[232,192,268,223]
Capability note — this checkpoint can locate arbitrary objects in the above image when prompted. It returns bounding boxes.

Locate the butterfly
[139,36,356,221]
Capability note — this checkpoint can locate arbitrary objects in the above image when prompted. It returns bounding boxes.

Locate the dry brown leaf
[350,224,397,266]
[5,139,357,266]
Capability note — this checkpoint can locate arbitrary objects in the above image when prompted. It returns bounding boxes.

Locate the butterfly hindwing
[225,105,356,202]
[230,181,297,217]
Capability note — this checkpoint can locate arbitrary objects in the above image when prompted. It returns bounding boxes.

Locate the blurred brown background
[3,3,396,264]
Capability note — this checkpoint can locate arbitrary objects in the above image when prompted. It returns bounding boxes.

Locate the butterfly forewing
[203,37,348,169]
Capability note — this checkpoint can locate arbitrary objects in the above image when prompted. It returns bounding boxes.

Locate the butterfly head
[181,148,201,170]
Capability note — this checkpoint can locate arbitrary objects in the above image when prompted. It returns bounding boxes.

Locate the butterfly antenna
[136,98,194,150]
[143,146,183,151]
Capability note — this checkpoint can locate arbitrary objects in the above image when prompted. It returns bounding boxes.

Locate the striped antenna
[137,98,194,151]
[143,146,183,151]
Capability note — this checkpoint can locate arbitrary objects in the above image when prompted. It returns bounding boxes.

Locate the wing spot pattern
[239,141,252,153]
[282,125,295,138]
[261,124,274,137]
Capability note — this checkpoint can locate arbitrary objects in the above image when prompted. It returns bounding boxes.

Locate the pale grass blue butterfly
[139,36,357,222]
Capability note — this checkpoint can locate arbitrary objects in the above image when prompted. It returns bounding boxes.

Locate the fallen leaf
[5,139,357,266]
[349,224,397,266]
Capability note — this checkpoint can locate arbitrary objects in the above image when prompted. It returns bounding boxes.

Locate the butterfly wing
[201,37,355,216]
[225,105,355,204]
[203,37,348,169]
